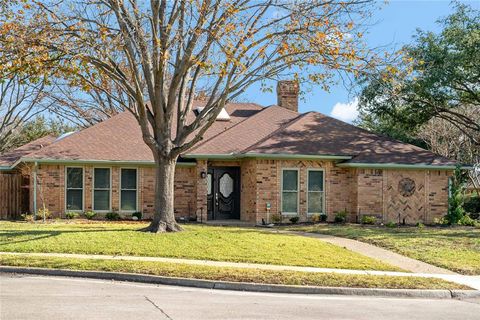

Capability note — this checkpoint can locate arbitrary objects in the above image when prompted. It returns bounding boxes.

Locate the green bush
[289,216,300,224]
[464,195,480,218]
[361,215,376,225]
[416,222,425,229]
[65,211,79,219]
[105,211,120,220]
[458,215,478,227]
[84,211,96,220]
[433,216,450,226]
[270,214,282,223]
[385,221,397,228]
[334,210,348,224]
[320,213,328,222]
[132,211,142,220]
[446,165,466,224]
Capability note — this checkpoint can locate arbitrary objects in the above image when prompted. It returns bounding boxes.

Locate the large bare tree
[0,76,50,153]
[1,0,376,232]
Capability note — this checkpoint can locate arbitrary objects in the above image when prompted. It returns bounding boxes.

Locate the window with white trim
[307,169,324,214]
[93,168,111,211]
[281,169,298,214]
[66,167,83,210]
[120,168,137,211]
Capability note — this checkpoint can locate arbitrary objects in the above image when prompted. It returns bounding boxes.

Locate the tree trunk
[143,156,183,233]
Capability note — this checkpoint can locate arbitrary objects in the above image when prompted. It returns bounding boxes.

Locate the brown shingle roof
[26,102,263,162]
[1,101,456,167]
[244,112,456,165]
[0,135,56,167]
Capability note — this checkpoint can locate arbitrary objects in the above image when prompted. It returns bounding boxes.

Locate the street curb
[1,266,479,299]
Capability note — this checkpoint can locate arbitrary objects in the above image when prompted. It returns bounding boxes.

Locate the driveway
[1,273,479,320]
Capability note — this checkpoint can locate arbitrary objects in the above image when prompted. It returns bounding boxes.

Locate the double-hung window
[120,168,137,211]
[66,167,83,210]
[93,168,111,211]
[307,169,325,214]
[281,169,299,214]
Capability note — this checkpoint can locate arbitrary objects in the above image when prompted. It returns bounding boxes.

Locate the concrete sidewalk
[2,251,480,290]
[276,230,456,274]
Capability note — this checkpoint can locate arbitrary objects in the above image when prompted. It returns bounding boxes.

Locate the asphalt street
[1,273,479,320]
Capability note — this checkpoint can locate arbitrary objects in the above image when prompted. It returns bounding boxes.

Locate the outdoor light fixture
[200,171,207,179]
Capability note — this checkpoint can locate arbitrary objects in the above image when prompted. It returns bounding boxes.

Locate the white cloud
[330,98,359,123]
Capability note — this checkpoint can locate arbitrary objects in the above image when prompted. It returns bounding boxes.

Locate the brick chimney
[276,80,299,112]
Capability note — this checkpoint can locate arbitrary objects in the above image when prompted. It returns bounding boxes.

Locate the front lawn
[286,224,480,275]
[0,221,399,271]
[0,254,467,290]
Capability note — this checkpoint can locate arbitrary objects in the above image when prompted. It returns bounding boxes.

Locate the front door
[207,167,240,220]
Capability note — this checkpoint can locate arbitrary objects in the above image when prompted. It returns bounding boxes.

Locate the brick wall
[355,169,452,224]
[31,164,196,219]
[28,161,452,225]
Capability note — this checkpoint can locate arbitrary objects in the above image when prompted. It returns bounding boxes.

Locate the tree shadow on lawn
[0,228,131,246]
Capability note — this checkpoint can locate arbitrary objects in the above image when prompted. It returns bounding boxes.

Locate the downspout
[33,162,38,220]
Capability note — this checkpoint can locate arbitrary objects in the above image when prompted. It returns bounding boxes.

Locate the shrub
[416,222,425,229]
[289,216,300,224]
[37,208,51,220]
[464,195,480,217]
[385,221,397,228]
[132,211,142,220]
[433,216,450,226]
[65,211,79,219]
[446,165,466,224]
[320,213,328,222]
[310,214,321,223]
[270,214,282,223]
[334,210,347,224]
[21,213,34,222]
[361,215,376,225]
[469,212,480,220]
[84,211,96,220]
[458,215,478,227]
[105,211,120,220]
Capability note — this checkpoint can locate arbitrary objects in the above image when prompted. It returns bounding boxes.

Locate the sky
[240,0,480,123]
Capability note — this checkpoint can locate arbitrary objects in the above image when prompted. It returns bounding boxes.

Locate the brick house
[0,81,460,224]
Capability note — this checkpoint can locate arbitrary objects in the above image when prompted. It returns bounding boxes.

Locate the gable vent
[194,106,230,121]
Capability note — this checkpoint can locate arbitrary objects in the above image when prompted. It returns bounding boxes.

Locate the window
[66,167,83,210]
[93,168,111,211]
[307,170,325,214]
[281,169,298,214]
[120,168,137,211]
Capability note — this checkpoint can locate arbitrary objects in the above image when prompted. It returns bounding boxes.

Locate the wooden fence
[0,172,27,219]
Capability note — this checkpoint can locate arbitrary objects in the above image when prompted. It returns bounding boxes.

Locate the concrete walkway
[2,251,480,290]
[276,230,456,275]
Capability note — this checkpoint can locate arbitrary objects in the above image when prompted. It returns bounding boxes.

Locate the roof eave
[183,153,353,161]
[17,157,196,167]
[337,162,470,170]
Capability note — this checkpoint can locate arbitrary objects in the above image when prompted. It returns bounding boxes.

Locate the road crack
[144,296,174,319]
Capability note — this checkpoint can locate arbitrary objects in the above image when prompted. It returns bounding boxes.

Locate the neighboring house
[0,81,461,224]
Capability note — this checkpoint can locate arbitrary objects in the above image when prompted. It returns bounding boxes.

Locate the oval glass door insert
[219,173,234,197]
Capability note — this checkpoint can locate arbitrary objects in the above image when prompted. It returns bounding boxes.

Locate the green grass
[0,254,467,290]
[286,224,480,275]
[0,221,399,271]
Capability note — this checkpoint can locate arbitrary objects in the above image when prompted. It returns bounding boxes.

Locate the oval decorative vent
[398,178,416,197]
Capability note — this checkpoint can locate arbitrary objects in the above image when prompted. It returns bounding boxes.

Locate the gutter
[18,158,196,167]
[336,162,472,170]
[182,153,353,161]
